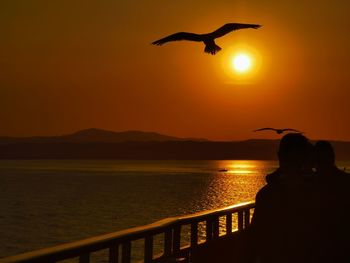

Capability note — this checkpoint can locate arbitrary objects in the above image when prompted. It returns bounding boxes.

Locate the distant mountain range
[1,128,350,160]
[0,128,207,144]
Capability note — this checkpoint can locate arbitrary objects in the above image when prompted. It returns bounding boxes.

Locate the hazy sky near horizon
[1,1,350,141]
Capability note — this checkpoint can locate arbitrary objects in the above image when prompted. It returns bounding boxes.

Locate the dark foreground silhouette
[192,133,350,263]
[152,23,261,55]
[251,134,350,263]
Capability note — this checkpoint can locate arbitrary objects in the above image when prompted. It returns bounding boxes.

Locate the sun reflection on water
[229,169,253,174]
[217,160,263,175]
[191,160,277,243]
[203,160,277,207]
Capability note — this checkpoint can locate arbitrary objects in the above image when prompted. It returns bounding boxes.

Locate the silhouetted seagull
[152,23,261,55]
[254,128,302,134]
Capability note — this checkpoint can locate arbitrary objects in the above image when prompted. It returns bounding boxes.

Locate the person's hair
[278,133,309,169]
[314,140,335,165]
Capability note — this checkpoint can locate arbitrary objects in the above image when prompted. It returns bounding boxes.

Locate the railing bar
[144,236,153,263]
[206,219,213,242]
[121,241,131,263]
[190,222,198,248]
[79,253,90,263]
[244,209,251,228]
[173,225,181,254]
[109,244,119,263]
[1,202,255,263]
[226,213,232,235]
[164,229,173,257]
[179,202,255,223]
[238,211,244,230]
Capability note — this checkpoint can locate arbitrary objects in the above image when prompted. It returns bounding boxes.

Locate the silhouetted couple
[250,133,350,263]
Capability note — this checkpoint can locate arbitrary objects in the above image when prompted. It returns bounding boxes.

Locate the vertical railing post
[244,209,251,228]
[226,213,232,235]
[121,241,131,263]
[144,236,153,263]
[238,211,244,230]
[206,219,213,242]
[79,253,90,263]
[213,217,219,238]
[173,225,181,255]
[190,222,198,248]
[109,243,119,263]
[164,229,173,257]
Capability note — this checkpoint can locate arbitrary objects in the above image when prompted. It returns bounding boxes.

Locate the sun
[219,45,262,83]
[232,53,252,73]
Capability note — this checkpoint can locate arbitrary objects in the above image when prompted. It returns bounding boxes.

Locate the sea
[0,160,348,261]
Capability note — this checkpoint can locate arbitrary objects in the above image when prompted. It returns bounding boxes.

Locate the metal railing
[1,201,255,263]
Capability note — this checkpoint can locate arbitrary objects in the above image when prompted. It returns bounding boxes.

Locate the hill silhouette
[0,128,206,144]
[1,129,350,160]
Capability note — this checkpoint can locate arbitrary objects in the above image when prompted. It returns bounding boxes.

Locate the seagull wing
[152,32,202,45]
[209,23,262,39]
[282,129,301,133]
[254,128,276,132]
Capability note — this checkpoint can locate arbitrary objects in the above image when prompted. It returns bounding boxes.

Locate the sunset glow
[3,1,350,262]
[1,1,350,141]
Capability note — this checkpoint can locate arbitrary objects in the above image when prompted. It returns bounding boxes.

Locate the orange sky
[1,1,350,141]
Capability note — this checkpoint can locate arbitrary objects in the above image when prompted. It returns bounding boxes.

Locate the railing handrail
[1,201,255,263]
[177,201,254,222]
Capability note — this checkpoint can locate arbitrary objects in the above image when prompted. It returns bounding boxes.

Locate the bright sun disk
[232,53,252,73]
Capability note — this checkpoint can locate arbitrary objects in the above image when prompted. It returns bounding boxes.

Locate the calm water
[0,159,291,259]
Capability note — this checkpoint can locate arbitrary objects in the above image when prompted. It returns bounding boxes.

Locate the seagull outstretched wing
[254,128,276,132]
[152,32,202,45]
[282,128,301,133]
[209,23,261,39]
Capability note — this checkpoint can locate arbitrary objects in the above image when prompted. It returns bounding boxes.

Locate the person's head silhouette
[314,140,335,173]
[278,133,309,174]
[304,141,316,174]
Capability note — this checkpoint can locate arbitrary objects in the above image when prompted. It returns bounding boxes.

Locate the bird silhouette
[152,23,261,55]
[254,128,302,134]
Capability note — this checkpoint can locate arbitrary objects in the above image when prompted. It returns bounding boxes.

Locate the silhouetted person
[264,139,315,184]
[314,140,346,177]
[314,140,350,262]
[250,133,318,263]
[304,141,316,176]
